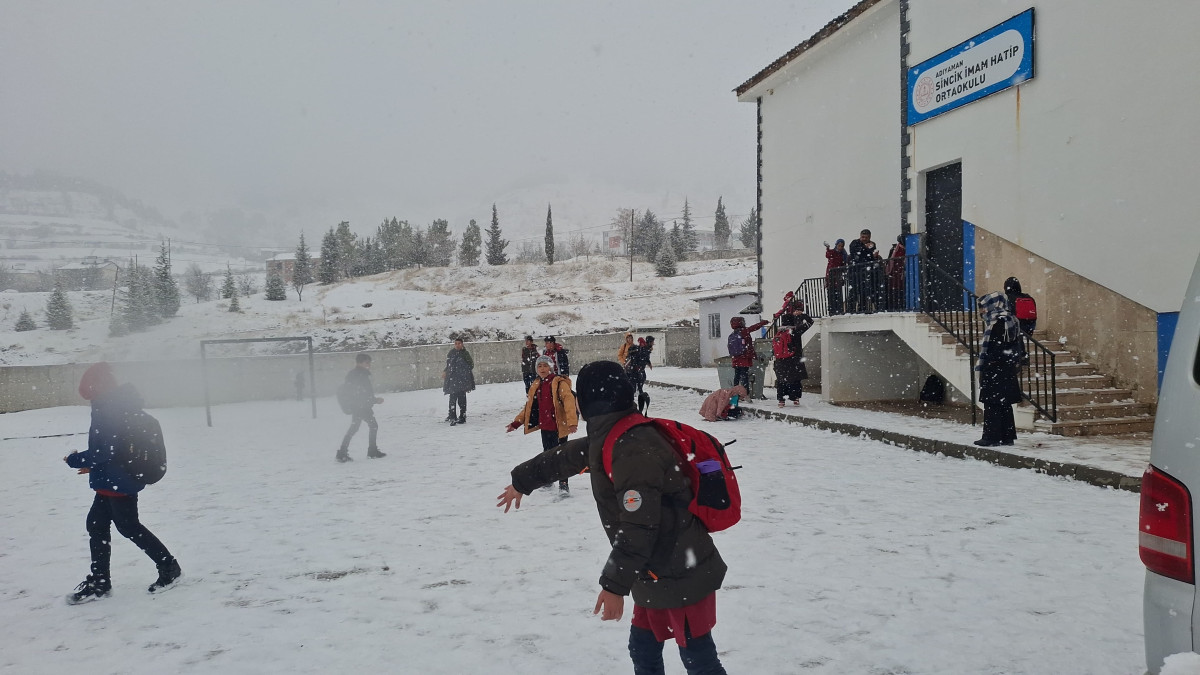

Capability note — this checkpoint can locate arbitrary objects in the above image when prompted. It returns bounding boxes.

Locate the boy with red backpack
[497,361,733,674]
[1003,276,1038,337]
[728,315,768,392]
[772,307,814,407]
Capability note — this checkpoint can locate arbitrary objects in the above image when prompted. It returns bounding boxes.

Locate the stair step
[1050,388,1136,406]
[1054,362,1099,377]
[1052,374,1113,390]
[1053,401,1154,421]
[1037,416,1156,436]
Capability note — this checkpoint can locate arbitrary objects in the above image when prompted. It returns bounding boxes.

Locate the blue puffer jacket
[65,383,147,495]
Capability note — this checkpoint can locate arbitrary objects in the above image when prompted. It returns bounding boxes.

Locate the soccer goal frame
[200,336,316,427]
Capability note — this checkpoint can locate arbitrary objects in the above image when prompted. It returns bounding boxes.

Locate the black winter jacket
[510,408,727,608]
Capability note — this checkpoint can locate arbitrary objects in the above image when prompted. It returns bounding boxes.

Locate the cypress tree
[485,204,509,265]
[713,197,730,250]
[15,308,36,331]
[45,281,74,329]
[679,198,696,260]
[544,204,555,264]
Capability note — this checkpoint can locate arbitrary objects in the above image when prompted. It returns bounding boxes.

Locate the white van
[1142,253,1200,673]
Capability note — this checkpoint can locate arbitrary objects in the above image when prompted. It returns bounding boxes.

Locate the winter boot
[336,451,353,463]
[148,559,182,593]
[67,575,111,605]
[457,414,466,425]
[366,448,387,459]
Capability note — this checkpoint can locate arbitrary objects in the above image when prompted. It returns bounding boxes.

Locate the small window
[708,313,722,339]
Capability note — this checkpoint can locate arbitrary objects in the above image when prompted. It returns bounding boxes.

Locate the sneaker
[793,400,801,406]
[148,560,182,593]
[777,401,785,408]
[67,575,111,605]
[445,414,457,423]
[336,453,353,463]
[559,481,569,493]
[366,449,387,458]
[457,415,466,425]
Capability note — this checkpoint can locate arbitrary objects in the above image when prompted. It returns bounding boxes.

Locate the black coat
[979,322,1023,405]
[343,366,376,414]
[443,349,476,394]
[509,408,726,609]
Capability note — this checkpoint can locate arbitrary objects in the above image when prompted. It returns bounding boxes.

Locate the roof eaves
[734,0,885,99]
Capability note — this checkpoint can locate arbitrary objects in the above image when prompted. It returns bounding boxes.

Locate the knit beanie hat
[575,360,635,419]
[78,362,117,401]
[535,356,555,369]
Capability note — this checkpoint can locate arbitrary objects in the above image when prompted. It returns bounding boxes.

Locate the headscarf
[976,291,1020,369]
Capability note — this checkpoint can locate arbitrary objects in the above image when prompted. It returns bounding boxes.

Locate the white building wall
[908,1,1200,312]
[741,0,900,308]
[696,293,758,365]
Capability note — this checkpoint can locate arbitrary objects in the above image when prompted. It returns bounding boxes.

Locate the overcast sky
[1,1,851,242]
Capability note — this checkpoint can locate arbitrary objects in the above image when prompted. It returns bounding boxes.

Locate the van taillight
[1140,465,1194,584]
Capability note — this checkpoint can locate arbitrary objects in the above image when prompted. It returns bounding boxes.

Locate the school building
[734,0,1200,434]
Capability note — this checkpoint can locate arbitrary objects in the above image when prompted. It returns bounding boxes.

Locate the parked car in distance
[1142,252,1200,674]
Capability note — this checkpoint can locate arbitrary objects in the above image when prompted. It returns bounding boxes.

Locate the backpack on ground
[727,332,747,357]
[120,410,167,485]
[601,413,741,533]
[918,374,946,403]
[772,330,794,359]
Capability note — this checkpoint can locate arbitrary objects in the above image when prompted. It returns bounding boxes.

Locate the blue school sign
[907,9,1035,126]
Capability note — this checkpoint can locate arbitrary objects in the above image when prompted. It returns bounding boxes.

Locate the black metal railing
[780,254,1057,424]
[920,261,980,425]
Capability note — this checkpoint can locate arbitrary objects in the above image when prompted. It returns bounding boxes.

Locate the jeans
[522,373,535,393]
[628,626,726,675]
[340,409,379,452]
[982,403,1017,443]
[87,493,173,579]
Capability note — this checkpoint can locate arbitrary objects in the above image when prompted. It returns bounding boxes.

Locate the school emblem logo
[623,490,643,512]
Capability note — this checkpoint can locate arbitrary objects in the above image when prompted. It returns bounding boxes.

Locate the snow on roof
[692,288,758,302]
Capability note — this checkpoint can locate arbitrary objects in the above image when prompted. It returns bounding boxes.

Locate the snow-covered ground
[650,367,1150,479]
[0,381,1146,674]
[0,257,754,365]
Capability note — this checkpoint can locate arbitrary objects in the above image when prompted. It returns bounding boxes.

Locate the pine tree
[334,221,358,279]
[544,204,555,264]
[265,272,287,300]
[228,291,241,312]
[459,219,482,266]
[293,232,314,299]
[122,264,159,332]
[426,219,455,267]
[108,313,128,337]
[318,228,340,283]
[635,210,664,262]
[15,308,36,331]
[221,265,236,299]
[679,198,696,260]
[669,222,684,262]
[655,238,678,277]
[153,241,180,318]
[739,208,759,248]
[713,197,730,250]
[45,281,74,329]
[485,204,509,265]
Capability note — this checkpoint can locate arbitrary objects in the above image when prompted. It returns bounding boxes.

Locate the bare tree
[184,263,213,303]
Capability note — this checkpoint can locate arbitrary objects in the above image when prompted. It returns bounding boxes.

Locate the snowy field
[0,381,1146,674]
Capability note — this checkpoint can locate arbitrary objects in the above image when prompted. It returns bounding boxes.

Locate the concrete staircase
[912,315,1154,437]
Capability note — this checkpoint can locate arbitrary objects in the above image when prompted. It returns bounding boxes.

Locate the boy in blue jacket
[64,362,181,604]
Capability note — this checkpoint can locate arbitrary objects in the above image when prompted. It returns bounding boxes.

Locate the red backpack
[1014,296,1037,322]
[601,413,742,532]
[772,329,794,359]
